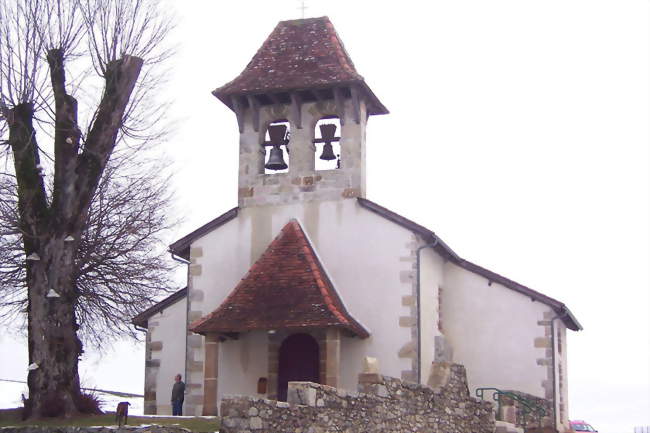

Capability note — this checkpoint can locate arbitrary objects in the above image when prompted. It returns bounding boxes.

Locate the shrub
[19,390,103,418]
[76,391,104,415]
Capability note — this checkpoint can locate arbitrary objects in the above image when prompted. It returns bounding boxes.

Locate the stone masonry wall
[237,99,368,208]
[186,246,205,416]
[143,326,159,414]
[220,363,495,433]
[1,427,192,433]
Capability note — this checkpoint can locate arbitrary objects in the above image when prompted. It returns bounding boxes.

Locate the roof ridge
[322,18,361,80]
[293,222,351,326]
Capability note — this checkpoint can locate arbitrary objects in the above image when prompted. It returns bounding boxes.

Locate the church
[132,16,581,432]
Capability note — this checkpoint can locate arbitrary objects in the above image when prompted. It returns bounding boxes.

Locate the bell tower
[213,17,388,208]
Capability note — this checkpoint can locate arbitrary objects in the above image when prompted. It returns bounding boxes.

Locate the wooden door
[277,333,320,401]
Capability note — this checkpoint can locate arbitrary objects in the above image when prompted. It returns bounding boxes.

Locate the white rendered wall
[218,331,269,399]
[147,297,187,415]
[188,199,417,405]
[189,216,252,318]
[442,261,550,398]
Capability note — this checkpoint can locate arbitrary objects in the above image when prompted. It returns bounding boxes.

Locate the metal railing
[475,387,547,429]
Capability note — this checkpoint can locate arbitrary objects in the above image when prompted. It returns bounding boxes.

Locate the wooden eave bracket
[350,86,361,124]
[290,92,302,129]
[333,87,346,126]
[312,89,325,102]
[247,95,261,132]
[231,96,245,133]
[217,332,240,342]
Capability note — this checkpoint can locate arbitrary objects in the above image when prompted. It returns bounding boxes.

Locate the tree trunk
[8,53,143,418]
[27,237,83,417]
[9,103,82,417]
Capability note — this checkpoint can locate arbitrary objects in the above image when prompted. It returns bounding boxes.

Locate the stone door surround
[201,327,341,414]
[267,328,340,400]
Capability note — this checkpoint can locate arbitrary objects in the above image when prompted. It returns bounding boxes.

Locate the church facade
[133,17,581,432]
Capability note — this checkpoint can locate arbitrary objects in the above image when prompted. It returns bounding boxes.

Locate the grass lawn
[0,408,220,432]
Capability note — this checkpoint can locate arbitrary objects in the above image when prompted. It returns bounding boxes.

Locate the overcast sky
[1,1,648,432]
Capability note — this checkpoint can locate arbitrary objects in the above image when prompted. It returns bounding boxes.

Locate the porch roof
[190,219,369,338]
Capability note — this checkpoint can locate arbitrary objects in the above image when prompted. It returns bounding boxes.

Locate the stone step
[495,420,524,433]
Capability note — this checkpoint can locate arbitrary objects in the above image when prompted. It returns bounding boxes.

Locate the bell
[265,146,288,171]
[268,124,288,144]
[319,123,337,141]
[320,143,336,161]
[318,123,338,161]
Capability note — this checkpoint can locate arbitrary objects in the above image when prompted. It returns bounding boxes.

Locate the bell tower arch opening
[277,333,320,402]
[263,120,290,174]
[314,117,341,171]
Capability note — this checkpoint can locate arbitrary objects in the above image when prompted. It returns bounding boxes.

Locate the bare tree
[0,0,175,417]
[0,160,176,345]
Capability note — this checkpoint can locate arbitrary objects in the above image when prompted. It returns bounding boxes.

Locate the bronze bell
[265,146,288,170]
[319,123,338,161]
[268,124,288,144]
[265,123,289,171]
[320,143,336,161]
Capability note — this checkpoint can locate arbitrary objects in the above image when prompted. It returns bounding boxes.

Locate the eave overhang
[131,287,188,329]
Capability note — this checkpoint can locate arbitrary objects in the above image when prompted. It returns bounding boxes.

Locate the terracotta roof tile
[215,17,360,95]
[190,220,369,338]
[213,17,388,115]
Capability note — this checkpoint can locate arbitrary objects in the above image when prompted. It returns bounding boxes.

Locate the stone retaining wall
[0,427,191,433]
[221,363,495,433]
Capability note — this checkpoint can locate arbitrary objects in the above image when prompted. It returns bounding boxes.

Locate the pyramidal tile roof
[213,17,388,115]
[190,219,369,338]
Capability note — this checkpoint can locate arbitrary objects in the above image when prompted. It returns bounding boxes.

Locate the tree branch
[8,102,48,249]
[47,48,81,228]
[74,55,142,227]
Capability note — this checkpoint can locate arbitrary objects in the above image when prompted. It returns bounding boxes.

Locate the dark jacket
[171,381,185,402]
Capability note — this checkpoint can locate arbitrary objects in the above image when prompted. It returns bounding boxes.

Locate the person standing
[171,374,185,416]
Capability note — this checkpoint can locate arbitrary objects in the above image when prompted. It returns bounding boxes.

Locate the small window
[264,120,290,174]
[257,377,267,394]
[314,117,341,171]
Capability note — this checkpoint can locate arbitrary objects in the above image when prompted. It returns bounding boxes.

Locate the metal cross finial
[298,0,308,18]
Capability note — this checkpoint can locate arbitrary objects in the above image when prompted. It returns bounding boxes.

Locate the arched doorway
[277,333,320,401]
